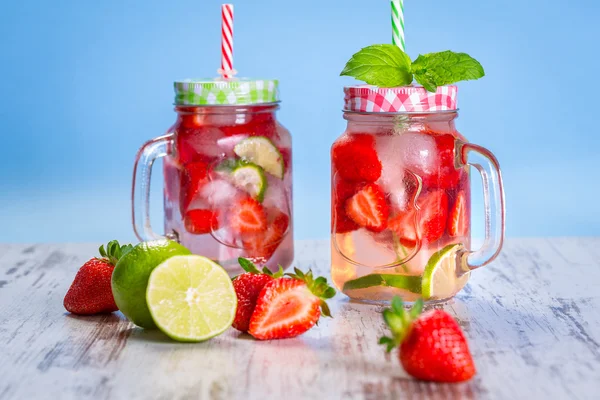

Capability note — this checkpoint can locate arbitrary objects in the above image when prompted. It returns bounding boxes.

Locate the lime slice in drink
[234,136,285,179]
[343,273,422,293]
[231,162,267,202]
[146,255,237,342]
[112,240,191,329]
[421,243,470,300]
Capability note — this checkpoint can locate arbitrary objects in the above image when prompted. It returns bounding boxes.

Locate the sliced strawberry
[179,160,209,213]
[243,209,290,259]
[345,183,389,233]
[232,258,284,333]
[389,189,449,245]
[388,212,418,248]
[230,197,268,234]
[184,209,219,234]
[332,179,360,234]
[332,133,382,182]
[448,191,468,237]
[248,269,335,340]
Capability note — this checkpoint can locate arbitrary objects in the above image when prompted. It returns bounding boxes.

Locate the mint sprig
[340,44,485,92]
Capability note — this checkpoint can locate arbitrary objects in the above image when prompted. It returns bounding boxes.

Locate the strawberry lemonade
[134,79,293,274]
[331,85,472,302]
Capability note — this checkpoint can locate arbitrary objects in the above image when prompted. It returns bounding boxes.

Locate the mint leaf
[340,44,413,87]
[411,51,485,92]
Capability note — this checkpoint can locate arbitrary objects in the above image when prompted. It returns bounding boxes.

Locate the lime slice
[422,244,470,300]
[146,255,237,342]
[231,162,267,202]
[234,136,284,179]
[343,273,422,293]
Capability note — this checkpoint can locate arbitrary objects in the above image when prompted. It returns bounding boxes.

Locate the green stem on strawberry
[98,240,133,266]
[379,296,424,352]
[236,257,284,279]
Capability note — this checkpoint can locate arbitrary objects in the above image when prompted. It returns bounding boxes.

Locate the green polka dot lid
[174,78,279,106]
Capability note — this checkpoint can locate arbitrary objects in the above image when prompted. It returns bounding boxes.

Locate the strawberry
[64,241,132,315]
[180,160,209,213]
[379,297,476,382]
[243,209,290,260]
[448,191,468,237]
[345,183,389,233]
[248,268,336,340]
[332,133,382,182]
[232,258,284,332]
[332,179,359,234]
[230,197,268,234]
[389,189,449,246]
[184,209,219,234]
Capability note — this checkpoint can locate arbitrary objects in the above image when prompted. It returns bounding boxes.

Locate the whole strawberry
[248,268,336,340]
[379,296,476,382]
[64,240,132,315]
[232,258,284,332]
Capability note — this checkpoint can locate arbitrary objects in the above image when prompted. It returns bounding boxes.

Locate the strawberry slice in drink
[230,197,268,234]
[389,189,449,246]
[243,208,290,260]
[345,183,389,233]
[448,191,468,237]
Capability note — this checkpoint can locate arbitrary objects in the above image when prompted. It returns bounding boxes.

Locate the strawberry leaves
[379,296,424,352]
[236,257,284,279]
[98,240,133,266]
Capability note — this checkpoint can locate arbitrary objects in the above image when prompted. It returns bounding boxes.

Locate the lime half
[231,162,267,202]
[146,255,237,342]
[234,136,284,179]
[421,244,470,300]
[343,274,421,293]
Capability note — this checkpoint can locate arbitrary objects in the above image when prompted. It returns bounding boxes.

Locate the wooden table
[1,239,599,400]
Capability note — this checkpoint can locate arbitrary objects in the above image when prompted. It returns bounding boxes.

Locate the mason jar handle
[132,134,173,241]
[459,142,505,270]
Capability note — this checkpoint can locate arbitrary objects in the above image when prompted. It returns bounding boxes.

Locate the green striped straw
[391,0,405,52]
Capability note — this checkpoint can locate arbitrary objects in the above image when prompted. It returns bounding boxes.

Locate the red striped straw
[221,4,234,79]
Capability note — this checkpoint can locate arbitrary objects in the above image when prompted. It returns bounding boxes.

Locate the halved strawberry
[232,258,284,332]
[345,183,389,233]
[179,161,209,213]
[389,189,449,245]
[332,133,382,182]
[184,209,219,234]
[448,191,468,237]
[230,197,268,234]
[248,268,335,340]
[332,179,360,234]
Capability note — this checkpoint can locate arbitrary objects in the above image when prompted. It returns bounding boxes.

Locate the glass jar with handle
[133,79,293,274]
[331,85,504,302]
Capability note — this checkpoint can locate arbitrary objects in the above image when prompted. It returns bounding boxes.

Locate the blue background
[1,0,598,243]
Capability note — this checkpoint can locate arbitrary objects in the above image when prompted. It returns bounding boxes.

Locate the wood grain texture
[0,239,599,400]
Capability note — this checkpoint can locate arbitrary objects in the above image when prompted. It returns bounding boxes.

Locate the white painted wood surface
[1,239,599,400]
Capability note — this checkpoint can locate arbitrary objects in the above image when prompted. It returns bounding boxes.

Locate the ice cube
[183,127,226,159]
[216,134,248,157]
[262,174,290,214]
[200,179,241,207]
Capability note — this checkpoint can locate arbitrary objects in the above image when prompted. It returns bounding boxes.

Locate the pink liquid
[331,129,470,302]
[164,106,293,275]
